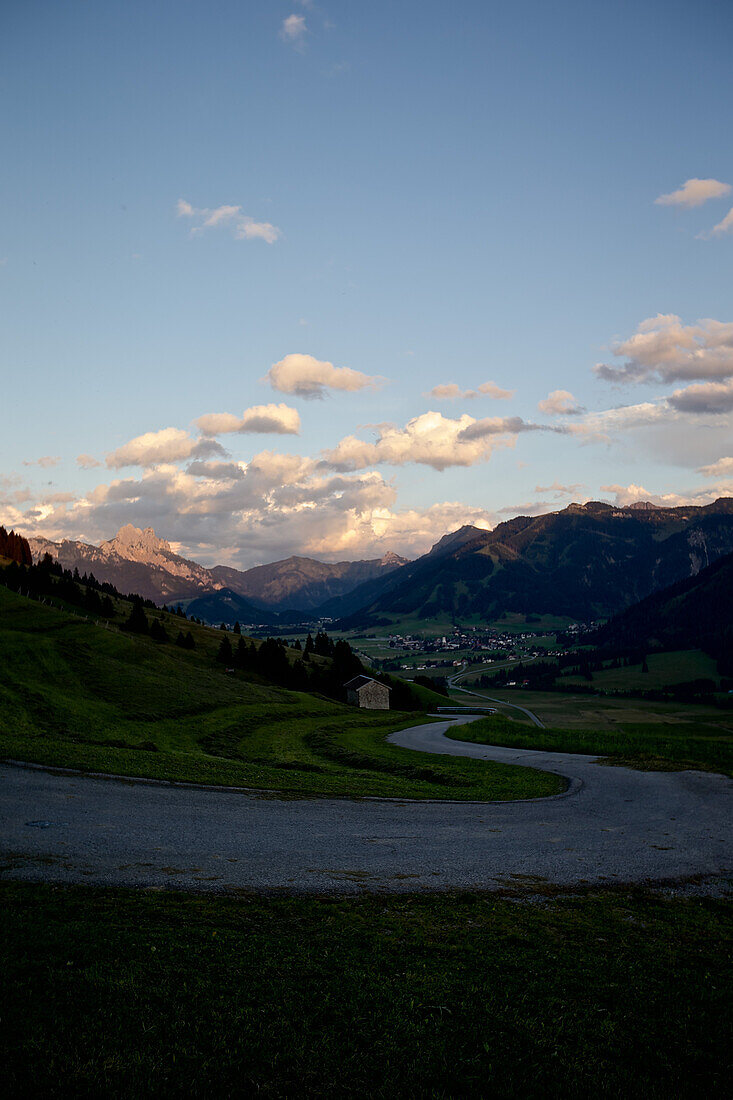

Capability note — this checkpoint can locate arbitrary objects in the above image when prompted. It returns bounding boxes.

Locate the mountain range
[28,525,408,620]
[27,497,733,627]
[324,497,733,627]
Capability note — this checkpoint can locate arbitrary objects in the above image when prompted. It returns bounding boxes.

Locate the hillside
[590,550,733,660]
[0,582,557,801]
[328,498,733,627]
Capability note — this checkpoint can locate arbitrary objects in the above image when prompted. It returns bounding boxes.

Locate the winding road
[1,716,730,894]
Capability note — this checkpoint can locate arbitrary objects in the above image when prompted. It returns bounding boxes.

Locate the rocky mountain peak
[380,551,409,567]
[101,525,172,560]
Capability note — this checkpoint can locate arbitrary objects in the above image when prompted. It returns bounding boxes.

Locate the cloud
[11,451,497,569]
[594,314,733,385]
[176,199,280,245]
[22,456,60,468]
[534,481,584,496]
[698,456,733,477]
[598,482,733,509]
[186,461,245,481]
[654,178,731,208]
[537,389,585,415]
[667,379,733,414]
[195,403,301,436]
[702,206,733,238]
[280,14,307,47]
[321,411,542,472]
[564,401,669,440]
[77,454,101,469]
[264,353,383,399]
[426,381,514,401]
[106,428,226,469]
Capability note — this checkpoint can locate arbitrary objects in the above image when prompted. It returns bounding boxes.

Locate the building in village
[344,675,391,710]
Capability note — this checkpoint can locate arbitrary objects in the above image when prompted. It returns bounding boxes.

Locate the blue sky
[2,0,733,566]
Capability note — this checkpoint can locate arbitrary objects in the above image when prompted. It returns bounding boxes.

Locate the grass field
[2,881,730,1098]
[0,587,562,801]
[445,708,733,775]
[561,649,722,691]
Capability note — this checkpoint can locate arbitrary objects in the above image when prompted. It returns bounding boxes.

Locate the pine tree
[233,621,241,635]
[217,634,233,664]
[124,599,149,634]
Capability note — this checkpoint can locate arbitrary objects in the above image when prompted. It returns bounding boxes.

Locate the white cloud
[264,353,383,399]
[537,389,584,415]
[195,403,301,436]
[321,411,542,472]
[667,379,733,414]
[12,451,497,569]
[654,178,731,208]
[176,199,281,245]
[77,454,101,469]
[698,456,733,477]
[426,381,514,400]
[280,14,307,47]
[594,314,733,385]
[106,428,225,469]
[702,206,733,238]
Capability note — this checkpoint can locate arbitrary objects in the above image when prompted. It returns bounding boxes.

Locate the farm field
[0,586,561,801]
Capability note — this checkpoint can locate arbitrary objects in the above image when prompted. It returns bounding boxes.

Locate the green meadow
[0,586,561,800]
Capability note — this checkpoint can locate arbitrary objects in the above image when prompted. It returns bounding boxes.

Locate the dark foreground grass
[1,882,730,1098]
[448,712,733,776]
[0,587,561,800]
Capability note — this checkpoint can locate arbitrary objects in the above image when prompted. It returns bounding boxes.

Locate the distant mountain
[183,588,280,627]
[328,498,733,628]
[27,525,408,617]
[590,550,733,657]
[29,525,221,604]
[210,552,409,612]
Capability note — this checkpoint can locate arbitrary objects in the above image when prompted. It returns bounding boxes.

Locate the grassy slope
[561,649,722,691]
[445,710,733,775]
[1,881,730,1098]
[0,587,561,800]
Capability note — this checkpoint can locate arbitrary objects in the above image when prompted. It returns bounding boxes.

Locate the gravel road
[1,717,730,894]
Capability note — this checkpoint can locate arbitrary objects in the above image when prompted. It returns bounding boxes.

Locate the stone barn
[344,675,391,710]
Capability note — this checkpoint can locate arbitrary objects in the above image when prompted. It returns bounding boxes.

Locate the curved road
[1,718,730,894]
[448,665,546,727]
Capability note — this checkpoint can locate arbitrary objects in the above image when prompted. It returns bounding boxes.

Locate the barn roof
[343,675,391,692]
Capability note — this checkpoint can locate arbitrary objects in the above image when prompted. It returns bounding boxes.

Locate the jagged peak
[380,550,409,566]
[102,524,171,555]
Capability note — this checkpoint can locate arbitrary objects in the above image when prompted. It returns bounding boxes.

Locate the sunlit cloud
[654,178,730,208]
[667,379,733,414]
[537,389,584,415]
[195,403,301,436]
[321,411,544,472]
[594,314,733,385]
[426,381,514,401]
[701,206,733,239]
[76,454,101,469]
[176,199,281,244]
[22,456,60,468]
[264,353,383,399]
[105,428,226,469]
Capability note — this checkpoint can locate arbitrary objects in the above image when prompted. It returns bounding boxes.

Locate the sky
[2,0,733,568]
